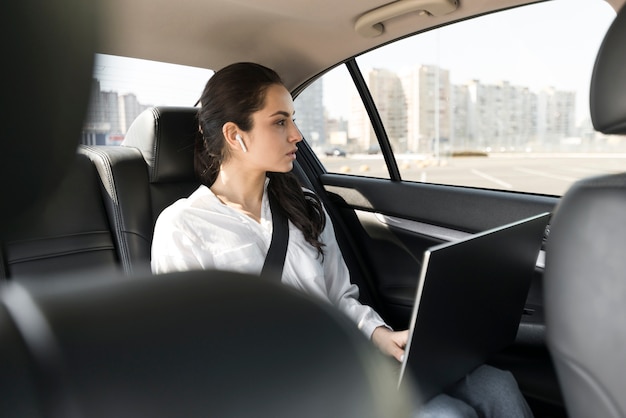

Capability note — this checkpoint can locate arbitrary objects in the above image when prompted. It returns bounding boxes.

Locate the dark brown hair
[195,62,325,256]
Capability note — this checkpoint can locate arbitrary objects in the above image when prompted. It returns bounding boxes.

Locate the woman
[151,62,533,418]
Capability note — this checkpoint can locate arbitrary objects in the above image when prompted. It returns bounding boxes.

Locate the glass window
[299,0,622,196]
[295,65,390,178]
[82,54,212,146]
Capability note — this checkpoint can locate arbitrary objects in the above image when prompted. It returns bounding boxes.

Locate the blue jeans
[416,365,534,418]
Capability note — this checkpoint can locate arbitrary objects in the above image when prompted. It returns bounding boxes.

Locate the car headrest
[122,107,199,183]
[0,0,98,233]
[544,172,626,417]
[590,5,626,134]
[0,269,416,417]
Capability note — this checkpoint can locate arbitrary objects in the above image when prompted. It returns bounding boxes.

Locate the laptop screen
[398,212,550,402]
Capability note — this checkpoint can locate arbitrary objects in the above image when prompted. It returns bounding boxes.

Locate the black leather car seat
[1,153,120,279]
[84,105,317,274]
[2,270,415,417]
[80,106,200,274]
[544,5,626,418]
[79,144,154,275]
[0,0,116,280]
[122,106,201,223]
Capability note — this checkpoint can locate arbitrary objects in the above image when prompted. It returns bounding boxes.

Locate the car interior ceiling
[0,1,413,417]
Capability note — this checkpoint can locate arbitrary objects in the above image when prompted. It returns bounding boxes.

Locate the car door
[294,1,618,416]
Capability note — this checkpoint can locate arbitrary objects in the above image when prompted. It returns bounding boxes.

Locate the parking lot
[318,153,626,196]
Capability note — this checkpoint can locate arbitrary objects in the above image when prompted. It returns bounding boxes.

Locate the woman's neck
[210,163,266,222]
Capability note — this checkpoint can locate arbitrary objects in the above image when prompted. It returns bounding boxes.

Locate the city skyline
[86,63,581,154]
[296,64,580,156]
[323,0,615,124]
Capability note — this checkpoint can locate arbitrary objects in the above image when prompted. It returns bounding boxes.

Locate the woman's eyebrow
[269,110,294,117]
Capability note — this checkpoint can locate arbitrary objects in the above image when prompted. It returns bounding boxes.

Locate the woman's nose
[290,123,303,143]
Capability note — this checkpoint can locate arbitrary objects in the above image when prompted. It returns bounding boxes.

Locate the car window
[295,0,623,196]
[295,65,390,178]
[82,54,213,145]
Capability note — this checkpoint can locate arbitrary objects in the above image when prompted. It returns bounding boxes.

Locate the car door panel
[321,173,557,321]
[318,173,564,412]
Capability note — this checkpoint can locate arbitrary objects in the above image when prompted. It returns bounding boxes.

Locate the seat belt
[260,192,289,282]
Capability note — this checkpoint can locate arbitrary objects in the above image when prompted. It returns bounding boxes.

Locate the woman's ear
[222,122,247,153]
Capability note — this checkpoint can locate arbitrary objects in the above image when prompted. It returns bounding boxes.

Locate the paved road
[318,153,626,196]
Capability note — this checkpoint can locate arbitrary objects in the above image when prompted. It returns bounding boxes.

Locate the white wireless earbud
[235,134,248,153]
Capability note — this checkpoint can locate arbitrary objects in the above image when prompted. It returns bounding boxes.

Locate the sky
[94,0,616,123]
[93,55,213,107]
[357,0,615,89]
[324,0,616,123]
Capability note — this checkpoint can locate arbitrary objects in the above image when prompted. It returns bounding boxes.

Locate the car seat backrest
[79,144,154,275]
[589,4,626,135]
[544,5,626,418]
[122,106,201,223]
[79,107,201,275]
[1,153,121,279]
[2,269,415,417]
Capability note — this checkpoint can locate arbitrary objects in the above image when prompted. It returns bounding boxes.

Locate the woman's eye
[275,118,295,126]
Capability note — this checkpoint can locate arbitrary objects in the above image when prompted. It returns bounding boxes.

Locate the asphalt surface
[318,153,626,196]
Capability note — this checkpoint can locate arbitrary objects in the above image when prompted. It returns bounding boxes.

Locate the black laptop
[398,212,551,402]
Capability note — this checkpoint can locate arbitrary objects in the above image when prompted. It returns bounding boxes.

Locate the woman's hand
[371,326,409,362]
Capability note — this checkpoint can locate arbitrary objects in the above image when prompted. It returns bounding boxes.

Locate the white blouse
[151,182,388,339]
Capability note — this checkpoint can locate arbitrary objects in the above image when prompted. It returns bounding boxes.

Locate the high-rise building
[82,79,121,145]
[294,79,325,148]
[346,66,576,155]
[349,68,408,153]
[121,93,150,134]
[415,65,451,154]
[537,87,576,150]
[82,79,152,145]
